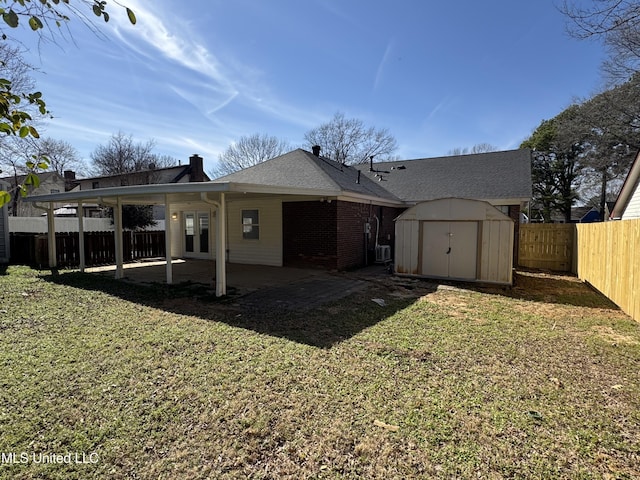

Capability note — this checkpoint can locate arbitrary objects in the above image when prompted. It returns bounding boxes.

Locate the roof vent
[312,145,321,156]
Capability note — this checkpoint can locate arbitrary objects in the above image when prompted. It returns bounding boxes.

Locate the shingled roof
[213,149,403,203]
[355,149,532,204]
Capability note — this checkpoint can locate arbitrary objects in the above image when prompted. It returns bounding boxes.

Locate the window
[242,209,259,239]
[50,189,60,194]
[92,181,99,189]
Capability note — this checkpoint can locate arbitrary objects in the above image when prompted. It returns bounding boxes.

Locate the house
[356,149,532,266]
[611,149,640,220]
[65,154,210,220]
[67,154,208,192]
[27,147,532,295]
[550,206,603,224]
[355,149,531,220]
[0,171,68,217]
[211,147,406,270]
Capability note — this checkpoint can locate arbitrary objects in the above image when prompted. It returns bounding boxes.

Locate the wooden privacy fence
[10,231,165,267]
[518,224,576,272]
[576,220,640,321]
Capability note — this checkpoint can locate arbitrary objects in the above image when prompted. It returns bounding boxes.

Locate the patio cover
[27,181,402,296]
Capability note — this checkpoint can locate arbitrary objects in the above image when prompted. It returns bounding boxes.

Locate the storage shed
[0,180,10,264]
[394,198,514,285]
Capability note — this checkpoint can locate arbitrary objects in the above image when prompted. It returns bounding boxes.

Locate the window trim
[242,209,260,240]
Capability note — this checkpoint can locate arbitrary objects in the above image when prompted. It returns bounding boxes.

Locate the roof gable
[213,149,402,202]
[356,149,532,204]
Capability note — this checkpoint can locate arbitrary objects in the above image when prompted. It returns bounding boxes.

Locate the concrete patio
[84,259,387,310]
[85,259,323,290]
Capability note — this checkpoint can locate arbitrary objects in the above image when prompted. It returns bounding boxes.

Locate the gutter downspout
[78,201,85,272]
[164,195,173,284]
[113,197,123,279]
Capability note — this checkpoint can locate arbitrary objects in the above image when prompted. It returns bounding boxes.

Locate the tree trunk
[599,168,607,221]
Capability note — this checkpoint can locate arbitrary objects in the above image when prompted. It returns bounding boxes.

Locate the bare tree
[447,143,498,156]
[303,112,398,165]
[211,133,291,178]
[34,137,85,176]
[561,0,640,81]
[91,131,170,176]
[0,44,48,213]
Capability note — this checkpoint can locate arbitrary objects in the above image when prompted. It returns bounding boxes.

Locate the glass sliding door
[198,212,209,253]
[184,213,195,253]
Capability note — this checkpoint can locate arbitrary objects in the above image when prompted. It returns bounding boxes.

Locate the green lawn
[0,266,639,479]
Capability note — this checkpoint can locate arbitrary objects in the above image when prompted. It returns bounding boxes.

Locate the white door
[421,222,450,278]
[421,221,477,280]
[183,211,211,258]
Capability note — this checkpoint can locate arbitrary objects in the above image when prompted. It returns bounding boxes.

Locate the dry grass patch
[0,266,638,479]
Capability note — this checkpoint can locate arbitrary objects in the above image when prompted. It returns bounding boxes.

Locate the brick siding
[283,201,338,269]
[283,200,405,270]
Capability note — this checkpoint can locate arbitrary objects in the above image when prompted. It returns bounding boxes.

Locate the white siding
[226,198,283,266]
[621,182,640,220]
[395,220,420,275]
[479,220,513,284]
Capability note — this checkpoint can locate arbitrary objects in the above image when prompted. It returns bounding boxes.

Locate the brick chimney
[312,145,321,156]
[189,154,205,182]
[63,170,77,191]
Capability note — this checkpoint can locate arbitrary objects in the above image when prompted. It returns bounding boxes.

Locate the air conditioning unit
[375,245,391,263]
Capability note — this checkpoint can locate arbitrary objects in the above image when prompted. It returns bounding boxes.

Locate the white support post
[114,197,124,279]
[215,192,227,297]
[78,201,85,272]
[47,204,57,268]
[164,195,173,284]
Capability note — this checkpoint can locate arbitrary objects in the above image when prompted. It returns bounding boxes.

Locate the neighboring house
[68,154,208,191]
[0,171,68,217]
[550,206,602,224]
[0,179,9,263]
[67,154,209,220]
[611,149,640,220]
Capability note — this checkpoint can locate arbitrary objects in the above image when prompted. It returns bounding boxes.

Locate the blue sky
[13,0,606,174]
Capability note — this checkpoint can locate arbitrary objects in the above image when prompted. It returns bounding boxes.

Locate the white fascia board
[335,193,406,207]
[25,181,343,205]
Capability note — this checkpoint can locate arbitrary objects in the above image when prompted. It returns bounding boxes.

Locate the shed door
[421,221,478,280]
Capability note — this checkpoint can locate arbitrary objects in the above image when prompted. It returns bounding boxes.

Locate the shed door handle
[446,247,451,254]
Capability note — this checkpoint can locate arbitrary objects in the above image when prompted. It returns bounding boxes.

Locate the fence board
[10,231,165,267]
[518,224,576,272]
[577,220,640,322]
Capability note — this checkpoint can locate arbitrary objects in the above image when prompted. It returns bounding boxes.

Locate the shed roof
[356,149,532,204]
[396,198,513,222]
